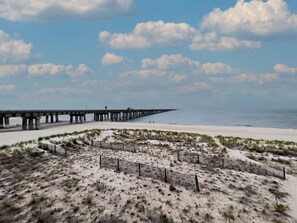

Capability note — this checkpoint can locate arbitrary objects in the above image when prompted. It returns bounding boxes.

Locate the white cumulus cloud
[0,84,16,91]
[274,64,297,74]
[0,0,134,22]
[0,29,33,63]
[141,54,239,75]
[99,20,196,49]
[190,32,261,51]
[36,87,76,94]
[142,54,199,70]
[201,0,297,37]
[101,52,124,65]
[211,73,279,84]
[28,63,91,77]
[0,64,27,77]
[202,62,239,75]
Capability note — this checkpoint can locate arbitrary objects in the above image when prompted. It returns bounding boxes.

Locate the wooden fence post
[195,174,200,192]
[54,145,56,154]
[64,149,67,157]
[283,167,286,180]
[99,155,102,168]
[197,154,200,164]
[117,159,120,172]
[164,168,168,183]
[221,158,224,168]
[177,152,180,162]
[138,163,141,176]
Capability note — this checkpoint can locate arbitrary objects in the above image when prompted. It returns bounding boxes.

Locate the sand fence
[178,150,285,179]
[93,141,286,180]
[99,155,200,191]
[37,140,285,193]
[38,141,68,157]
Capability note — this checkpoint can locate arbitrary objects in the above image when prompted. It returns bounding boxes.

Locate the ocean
[131,109,297,130]
[4,109,297,130]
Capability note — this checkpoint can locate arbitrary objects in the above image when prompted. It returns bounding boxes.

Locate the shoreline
[1,121,297,146]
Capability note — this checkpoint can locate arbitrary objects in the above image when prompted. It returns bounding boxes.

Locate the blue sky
[0,0,297,110]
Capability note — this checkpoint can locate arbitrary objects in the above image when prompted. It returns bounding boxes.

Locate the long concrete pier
[0,109,175,130]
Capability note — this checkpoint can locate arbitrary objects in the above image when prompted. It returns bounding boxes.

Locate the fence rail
[99,154,200,191]
[93,141,286,180]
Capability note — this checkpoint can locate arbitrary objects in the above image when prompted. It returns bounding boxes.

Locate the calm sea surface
[7,109,297,130]
[131,109,297,130]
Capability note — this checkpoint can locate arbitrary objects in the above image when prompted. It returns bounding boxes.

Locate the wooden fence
[93,141,286,180]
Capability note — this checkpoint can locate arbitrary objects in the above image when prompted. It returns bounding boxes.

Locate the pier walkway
[0,108,174,130]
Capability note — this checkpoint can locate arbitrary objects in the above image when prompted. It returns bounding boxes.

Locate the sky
[0,0,297,110]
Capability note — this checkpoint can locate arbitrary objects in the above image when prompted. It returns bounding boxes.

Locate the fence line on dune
[99,154,200,192]
[38,141,68,157]
[177,150,285,179]
[92,141,286,180]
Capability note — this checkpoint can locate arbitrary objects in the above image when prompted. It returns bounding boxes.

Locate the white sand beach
[1,121,297,146]
[1,122,297,222]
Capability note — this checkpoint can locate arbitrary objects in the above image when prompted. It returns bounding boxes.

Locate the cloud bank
[201,0,297,37]
[0,0,134,22]
[99,20,196,49]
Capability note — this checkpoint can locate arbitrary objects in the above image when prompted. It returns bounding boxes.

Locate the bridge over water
[0,109,174,130]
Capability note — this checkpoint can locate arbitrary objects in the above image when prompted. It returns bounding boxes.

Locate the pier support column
[55,114,59,122]
[70,115,73,123]
[75,116,79,123]
[84,115,86,122]
[35,117,41,130]
[4,117,9,127]
[22,118,27,130]
[0,116,4,128]
[28,118,34,130]
[46,116,49,123]
[50,114,54,123]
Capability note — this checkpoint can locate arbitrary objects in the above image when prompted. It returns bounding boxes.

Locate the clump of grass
[82,194,93,205]
[169,181,176,191]
[34,210,56,223]
[2,198,20,213]
[29,193,46,206]
[94,180,107,192]
[269,188,288,199]
[0,145,10,150]
[274,198,286,214]
[271,158,291,165]
[0,151,8,158]
[73,206,79,213]
[222,205,235,222]
[62,178,79,191]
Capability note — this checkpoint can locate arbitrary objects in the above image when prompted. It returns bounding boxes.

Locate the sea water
[131,109,297,130]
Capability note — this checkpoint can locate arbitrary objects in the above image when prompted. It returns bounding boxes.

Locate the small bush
[0,145,10,150]
[223,205,235,222]
[274,203,286,213]
[169,181,176,191]
[82,195,93,205]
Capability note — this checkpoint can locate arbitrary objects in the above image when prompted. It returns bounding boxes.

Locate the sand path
[282,176,297,220]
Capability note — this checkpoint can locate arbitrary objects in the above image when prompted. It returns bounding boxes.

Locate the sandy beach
[1,121,297,147]
[1,122,297,222]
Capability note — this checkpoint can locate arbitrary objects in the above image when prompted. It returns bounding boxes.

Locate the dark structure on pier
[0,109,174,130]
